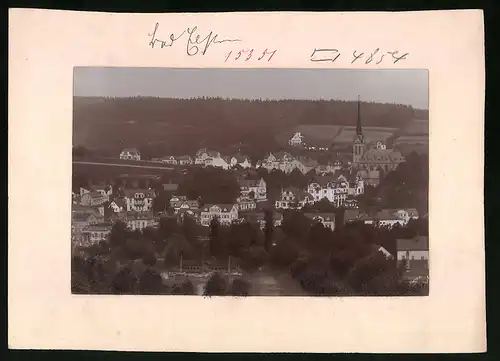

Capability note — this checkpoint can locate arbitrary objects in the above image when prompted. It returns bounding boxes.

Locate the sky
[73,67,429,109]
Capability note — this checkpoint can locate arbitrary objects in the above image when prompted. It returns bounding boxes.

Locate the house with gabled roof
[238,177,267,201]
[123,188,155,212]
[230,153,252,169]
[275,187,315,210]
[199,204,239,226]
[80,191,109,207]
[304,212,336,231]
[120,148,141,161]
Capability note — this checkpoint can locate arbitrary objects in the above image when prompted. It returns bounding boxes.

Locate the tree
[142,251,157,266]
[345,253,399,295]
[109,221,129,248]
[111,267,138,294]
[209,216,221,257]
[178,167,240,204]
[138,269,164,294]
[263,208,274,253]
[230,278,251,296]
[204,273,228,296]
[181,279,196,295]
[163,233,194,267]
[153,190,173,214]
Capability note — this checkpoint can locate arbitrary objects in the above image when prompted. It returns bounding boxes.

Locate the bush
[230,278,251,296]
[204,273,227,296]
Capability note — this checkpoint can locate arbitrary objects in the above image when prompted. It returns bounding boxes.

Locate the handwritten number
[224,51,232,63]
[365,48,379,64]
[235,51,243,60]
[245,49,254,61]
[258,49,277,62]
[376,54,385,64]
[351,51,364,64]
[387,51,409,63]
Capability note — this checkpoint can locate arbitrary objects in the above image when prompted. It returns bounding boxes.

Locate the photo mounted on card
[72,67,429,297]
[9,9,485,353]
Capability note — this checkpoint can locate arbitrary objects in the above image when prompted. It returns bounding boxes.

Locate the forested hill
[73,96,429,158]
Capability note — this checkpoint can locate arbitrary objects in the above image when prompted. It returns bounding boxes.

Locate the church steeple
[356,95,363,139]
[352,95,365,166]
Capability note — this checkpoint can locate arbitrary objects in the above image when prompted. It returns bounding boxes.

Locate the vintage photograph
[71,67,429,296]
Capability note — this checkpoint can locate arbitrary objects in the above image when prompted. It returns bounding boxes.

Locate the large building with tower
[352,96,406,173]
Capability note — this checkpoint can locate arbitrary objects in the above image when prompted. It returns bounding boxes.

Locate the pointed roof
[355,95,364,143]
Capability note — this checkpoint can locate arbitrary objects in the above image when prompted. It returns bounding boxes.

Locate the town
[71,98,429,296]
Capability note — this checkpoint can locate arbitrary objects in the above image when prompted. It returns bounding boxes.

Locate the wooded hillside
[73,96,428,159]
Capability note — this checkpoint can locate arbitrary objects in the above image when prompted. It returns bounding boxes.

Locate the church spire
[356,95,362,136]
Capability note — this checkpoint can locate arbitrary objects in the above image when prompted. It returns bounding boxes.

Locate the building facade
[120,148,141,160]
[200,204,239,226]
[123,189,155,212]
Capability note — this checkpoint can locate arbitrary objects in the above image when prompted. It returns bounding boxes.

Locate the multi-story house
[200,204,239,226]
[80,191,109,207]
[386,208,420,224]
[289,132,305,147]
[307,172,364,207]
[359,209,407,227]
[195,149,220,165]
[285,157,318,174]
[177,155,193,165]
[123,211,158,231]
[162,156,178,165]
[236,197,257,212]
[275,187,315,210]
[304,212,336,231]
[396,236,429,283]
[80,223,113,247]
[120,148,141,160]
[230,154,252,168]
[80,184,113,199]
[258,151,294,172]
[108,198,126,214]
[170,199,200,214]
[238,177,267,201]
[123,188,155,212]
[71,205,103,243]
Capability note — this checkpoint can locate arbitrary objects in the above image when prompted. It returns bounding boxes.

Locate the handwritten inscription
[224,48,277,63]
[310,48,409,65]
[148,22,241,56]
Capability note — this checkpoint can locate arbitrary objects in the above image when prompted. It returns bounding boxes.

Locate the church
[352,96,406,173]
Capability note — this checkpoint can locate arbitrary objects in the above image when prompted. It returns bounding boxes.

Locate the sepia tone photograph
[71,67,429,297]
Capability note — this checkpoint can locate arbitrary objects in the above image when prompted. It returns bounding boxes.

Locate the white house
[80,191,109,207]
[289,132,305,147]
[162,156,178,165]
[80,223,113,247]
[259,152,294,172]
[304,212,336,231]
[360,209,407,227]
[195,149,220,165]
[177,155,193,165]
[124,212,158,231]
[120,148,141,160]
[123,188,155,212]
[238,177,267,201]
[387,208,420,224]
[236,197,257,212]
[275,187,315,210]
[109,198,126,213]
[230,154,252,169]
[170,199,200,214]
[80,184,113,198]
[200,204,239,226]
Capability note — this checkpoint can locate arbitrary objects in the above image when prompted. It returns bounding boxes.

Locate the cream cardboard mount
[8,9,485,353]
